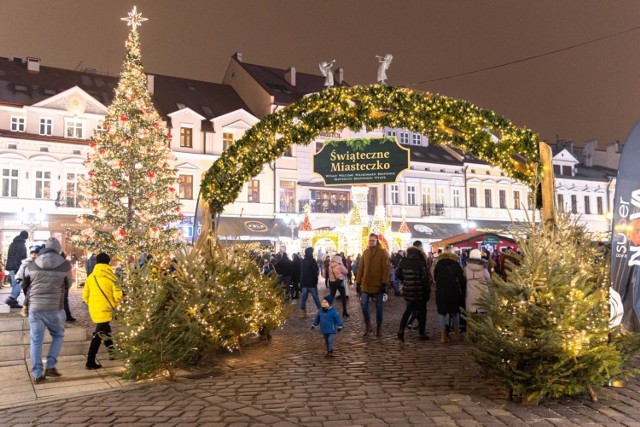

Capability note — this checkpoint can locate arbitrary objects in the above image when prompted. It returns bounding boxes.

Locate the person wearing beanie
[22,236,72,383]
[15,244,45,317]
[464,248,490,317]
[83,252,121,370]
[311,295,343,357]
[299,247,321,318]
[4,230,29,308]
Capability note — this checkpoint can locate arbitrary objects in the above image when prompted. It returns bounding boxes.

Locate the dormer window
[39,117,53,136]
[411,134,421,145]
[10,116,25,132]
[65,118,85,139]
[223,132,234,151]
[180,126,193,148]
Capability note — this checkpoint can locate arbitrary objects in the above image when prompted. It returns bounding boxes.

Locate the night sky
[2,0,640,147]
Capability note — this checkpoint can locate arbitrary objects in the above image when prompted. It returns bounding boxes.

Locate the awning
[215,217,290,240]
[392,221,464,241]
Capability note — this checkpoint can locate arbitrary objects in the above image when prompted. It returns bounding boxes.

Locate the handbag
[94,276,117,320]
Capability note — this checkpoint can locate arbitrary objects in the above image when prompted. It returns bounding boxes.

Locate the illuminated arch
[202,85,541,213]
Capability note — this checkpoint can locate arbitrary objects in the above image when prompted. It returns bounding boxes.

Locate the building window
[310,190,351,213]
[513,191,521,210]
[178,175,193,199]
[411,134,421,145]
[390,184,399,205]
[11,116,25,132]
[283,146,293,157]
[469,188,477,207]
[571,194,577,214]
[386,129,396,137]
[316,142,323,152]
[407,185,416,205]
[422,186,432,207]
[484,189,492,208]
[553,164,561,175]
[180,127,193,148]
[35,170,51,199]
[65,172,83,207]
[2,168,19,197]
[399,132,409,145]
[562,165,572,176]
[280,180,296,213]
[557,194,564,212]
[499,190,506,209]
[597,196,603,215]
[222,132,234,151]
[584,195,591,214]
[437,188,445,205]
[452,188,460,208]
[39,118,52,136]
[248,179,260,203]
[65,118,84,139]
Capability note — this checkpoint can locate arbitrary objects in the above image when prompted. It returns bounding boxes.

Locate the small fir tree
[466,212,640,403]
[70,8,182,261]
[116,202,288,380]
[299,203,313,231]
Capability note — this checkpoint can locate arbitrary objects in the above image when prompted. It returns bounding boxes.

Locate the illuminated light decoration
[201,85,542,214]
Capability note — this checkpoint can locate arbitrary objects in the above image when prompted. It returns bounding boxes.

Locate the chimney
[233,52,243,62]
[147,74,155,95]
[336,67,344,85]
[27,57,40,72]
[285,67,296,86]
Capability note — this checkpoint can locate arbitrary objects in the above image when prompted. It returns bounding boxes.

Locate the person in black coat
[291,253,302,300]
[274,252,293,299]
[5,230,28,308]
[433,245,466,343]
[396,246,432,341]
[299,247,321,317]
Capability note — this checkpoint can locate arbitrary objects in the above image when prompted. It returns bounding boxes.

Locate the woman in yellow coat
[82,253,121,369]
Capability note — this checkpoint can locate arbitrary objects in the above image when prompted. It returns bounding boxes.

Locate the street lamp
[19,208,45,242]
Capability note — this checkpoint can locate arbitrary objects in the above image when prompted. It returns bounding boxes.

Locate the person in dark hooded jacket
[5,230,28,308]
[299,247,321,317]
[433,245,466,343]
[396,246,432,341]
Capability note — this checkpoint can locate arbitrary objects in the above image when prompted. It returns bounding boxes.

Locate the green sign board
[313,137,410,186]
[482,235,500,246]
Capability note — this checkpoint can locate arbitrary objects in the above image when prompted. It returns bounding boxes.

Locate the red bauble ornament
[119,229,126,236]
[120,115,128,122]
[111,182,118,188]
[148,172,155,178]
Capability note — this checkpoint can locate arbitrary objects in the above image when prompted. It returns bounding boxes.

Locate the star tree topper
[121,6,148,30]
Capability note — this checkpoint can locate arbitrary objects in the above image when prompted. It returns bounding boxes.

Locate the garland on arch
[201,85,542,213]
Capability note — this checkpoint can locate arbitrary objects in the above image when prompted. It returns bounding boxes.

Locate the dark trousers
[329,281,348,314]
[399,299,427,336]
[88,321,113,363]
[63,288,73,320]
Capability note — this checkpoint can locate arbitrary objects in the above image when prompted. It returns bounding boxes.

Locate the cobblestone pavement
[3,284,640,426]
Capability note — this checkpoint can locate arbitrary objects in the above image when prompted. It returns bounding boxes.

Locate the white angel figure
[319,60,336,87]
[376,53,393,84]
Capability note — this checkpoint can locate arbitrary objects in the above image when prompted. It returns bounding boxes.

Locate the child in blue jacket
[312,295,343,357]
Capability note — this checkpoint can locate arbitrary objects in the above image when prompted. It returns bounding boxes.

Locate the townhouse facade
[0,54,618,259]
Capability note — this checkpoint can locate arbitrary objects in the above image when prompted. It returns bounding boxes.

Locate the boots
[299,309,307,318]
[440,330,447,343]
[363,319,372,336]
[376,323,382,337]
[397,330,404,341]
[5,297,22,309]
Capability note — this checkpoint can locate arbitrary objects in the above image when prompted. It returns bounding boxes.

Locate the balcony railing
[54,191,83,208]
[421,203,446,217]
[298,199,353,214]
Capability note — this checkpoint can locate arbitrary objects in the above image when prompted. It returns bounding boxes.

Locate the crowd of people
[259,237,522,356]
[3,230,121,383]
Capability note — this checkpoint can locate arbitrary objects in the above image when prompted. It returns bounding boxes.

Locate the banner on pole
[611,120,640,332]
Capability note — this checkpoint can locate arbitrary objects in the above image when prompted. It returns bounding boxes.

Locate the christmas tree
[70,7,183,261]
[299,204,313,231]
[466,212,640,403]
